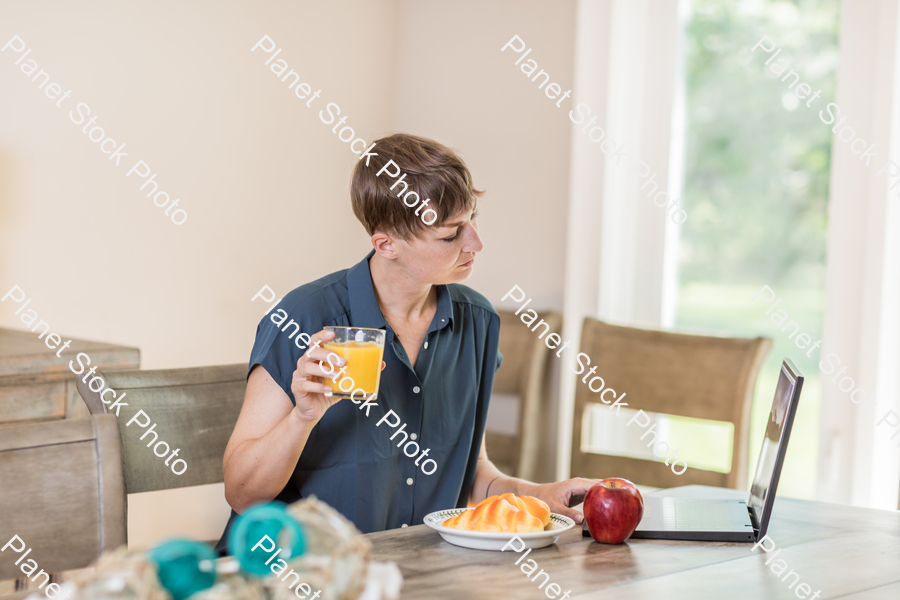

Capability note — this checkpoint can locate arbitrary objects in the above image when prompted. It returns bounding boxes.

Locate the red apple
[583,478,644,544]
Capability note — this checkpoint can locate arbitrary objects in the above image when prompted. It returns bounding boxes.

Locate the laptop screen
[748,359,803,539]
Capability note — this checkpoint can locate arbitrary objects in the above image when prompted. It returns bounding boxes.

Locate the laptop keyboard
[663,498,740,531]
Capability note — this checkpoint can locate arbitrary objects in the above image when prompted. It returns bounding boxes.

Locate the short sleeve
[248,307,317,406]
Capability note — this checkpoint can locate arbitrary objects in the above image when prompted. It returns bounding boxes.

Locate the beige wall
[0,0,575,548]
[0,0,401,371]
[393,0,576,311]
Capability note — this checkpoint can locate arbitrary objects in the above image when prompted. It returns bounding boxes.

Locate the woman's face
[391,206,483,285]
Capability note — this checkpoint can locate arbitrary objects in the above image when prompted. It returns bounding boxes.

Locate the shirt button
[411,433,418,440]
[401,524,408,528]
[406,478,414,485]
[413,386,421,393]
[424,341,429,349]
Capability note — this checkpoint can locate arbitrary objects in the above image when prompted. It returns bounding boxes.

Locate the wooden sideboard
[0,327,140,426]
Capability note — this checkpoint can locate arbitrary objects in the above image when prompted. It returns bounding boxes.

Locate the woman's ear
[372,231,399,259]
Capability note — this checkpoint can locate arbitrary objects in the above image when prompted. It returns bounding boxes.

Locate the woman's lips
[460,258,475,268]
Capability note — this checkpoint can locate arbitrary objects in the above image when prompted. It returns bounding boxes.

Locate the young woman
[217,133,595,552]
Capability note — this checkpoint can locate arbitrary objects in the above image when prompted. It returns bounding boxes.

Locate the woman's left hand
[524,478,600,524]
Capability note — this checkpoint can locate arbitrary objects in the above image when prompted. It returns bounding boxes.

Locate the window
[672,0,839,498]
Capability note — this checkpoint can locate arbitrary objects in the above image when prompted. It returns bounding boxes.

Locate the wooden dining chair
[570,318,771,490]
[0,414,126,598]
[75,364,247,495]
[486,309,562,482]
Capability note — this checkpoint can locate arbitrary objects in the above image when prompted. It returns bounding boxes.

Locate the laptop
[582,358,803,542]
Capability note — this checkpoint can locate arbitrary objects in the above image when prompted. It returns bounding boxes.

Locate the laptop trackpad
[636,497,754,532]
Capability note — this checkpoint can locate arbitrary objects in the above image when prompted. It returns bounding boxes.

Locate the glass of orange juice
[322,326,386,398]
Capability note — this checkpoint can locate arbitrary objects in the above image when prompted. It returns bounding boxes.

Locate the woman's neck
[369,253,436,323]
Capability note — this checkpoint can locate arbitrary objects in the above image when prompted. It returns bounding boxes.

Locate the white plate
[423,508,576,551]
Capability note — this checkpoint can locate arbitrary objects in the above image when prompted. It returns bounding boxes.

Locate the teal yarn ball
[229,502,306,577]
[147,538,217,600]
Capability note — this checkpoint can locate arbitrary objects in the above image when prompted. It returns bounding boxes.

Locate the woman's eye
[443,232,460,242]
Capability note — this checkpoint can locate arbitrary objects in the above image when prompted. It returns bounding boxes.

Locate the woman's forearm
[482,474,540,499]
[224,409,316,512]
[471,458,542,503]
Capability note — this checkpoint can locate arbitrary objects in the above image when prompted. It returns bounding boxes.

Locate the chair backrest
[570,318,771,489]
[487,310,562,481]
[76,364,247,494]
[0,414,126,577]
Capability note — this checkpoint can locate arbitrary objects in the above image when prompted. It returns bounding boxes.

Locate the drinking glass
[322,326,386,398]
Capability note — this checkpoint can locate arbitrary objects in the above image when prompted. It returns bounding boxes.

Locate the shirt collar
[346,250,455,337]
[430,282,454,334]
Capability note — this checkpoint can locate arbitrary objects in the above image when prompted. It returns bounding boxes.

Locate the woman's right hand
[290,329,344,424]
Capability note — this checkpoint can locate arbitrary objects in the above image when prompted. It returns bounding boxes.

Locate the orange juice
[322,341,384,395]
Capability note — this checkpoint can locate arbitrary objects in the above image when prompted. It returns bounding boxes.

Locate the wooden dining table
[366,485,900,599]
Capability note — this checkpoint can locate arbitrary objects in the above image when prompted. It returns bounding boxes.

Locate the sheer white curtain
[817,0,900,510]
[557,0,682,480]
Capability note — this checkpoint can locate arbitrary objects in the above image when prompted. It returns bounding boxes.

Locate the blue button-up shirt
[216,251,501,550]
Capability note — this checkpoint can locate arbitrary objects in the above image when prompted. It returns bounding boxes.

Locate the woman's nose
[464,223,484,253]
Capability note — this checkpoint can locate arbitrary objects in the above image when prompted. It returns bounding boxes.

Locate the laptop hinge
[748,503,761,537]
